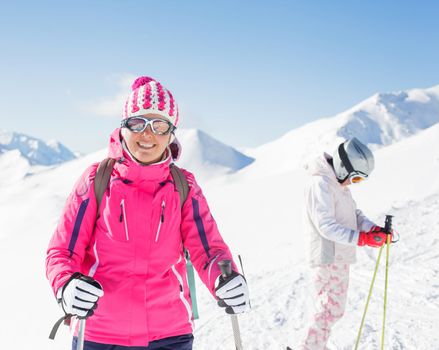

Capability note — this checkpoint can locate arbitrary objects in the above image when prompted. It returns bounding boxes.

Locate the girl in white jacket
[301,138,390,350]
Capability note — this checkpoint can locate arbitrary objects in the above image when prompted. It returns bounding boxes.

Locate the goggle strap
[338,143,355,174]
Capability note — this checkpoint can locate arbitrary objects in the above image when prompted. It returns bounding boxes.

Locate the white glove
[59,273,104,318]
[215,272,250,314]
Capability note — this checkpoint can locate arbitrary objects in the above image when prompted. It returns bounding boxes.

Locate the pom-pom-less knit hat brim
[123,76,179,127]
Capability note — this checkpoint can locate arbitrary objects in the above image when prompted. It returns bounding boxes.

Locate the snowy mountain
[0,128,252,186]
[245,84,439,176]
[1,87,439,349]
[176,128,254,180]
[0,130,76,166]
[336,84,439,145]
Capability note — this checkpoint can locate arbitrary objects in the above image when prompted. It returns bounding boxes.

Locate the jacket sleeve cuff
[351,230,360,246]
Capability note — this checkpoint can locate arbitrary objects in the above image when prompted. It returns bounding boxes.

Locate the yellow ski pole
[381,215,393,350]
[354,215,393,350]
[354,244,384,350]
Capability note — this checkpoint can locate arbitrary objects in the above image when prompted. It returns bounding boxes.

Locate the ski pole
[354,242,384,350]
[218,260,244,350]
[77,319,86,350]
[381,215,393,350]
[75,276,103,350]
[354,215,393,350]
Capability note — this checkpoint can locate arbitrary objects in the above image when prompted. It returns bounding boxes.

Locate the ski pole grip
[79,275,103,290]
[384,215,393,234]
[218,259,232,278]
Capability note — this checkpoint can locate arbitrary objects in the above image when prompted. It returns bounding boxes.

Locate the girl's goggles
[121,117,175,135]
[349,171,368,184]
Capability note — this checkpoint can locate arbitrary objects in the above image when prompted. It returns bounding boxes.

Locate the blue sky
[1,0,439,153]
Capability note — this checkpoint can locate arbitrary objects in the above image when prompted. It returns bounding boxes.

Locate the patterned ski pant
[301,263,350,350]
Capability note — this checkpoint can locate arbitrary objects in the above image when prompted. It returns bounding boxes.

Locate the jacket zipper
[120,199,129,241]
[155,200,166,243]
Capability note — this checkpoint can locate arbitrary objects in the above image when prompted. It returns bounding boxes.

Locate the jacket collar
[306,153,348,190]
[107,128,172,187]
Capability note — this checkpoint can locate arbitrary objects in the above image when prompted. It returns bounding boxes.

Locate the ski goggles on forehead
[121,117,175,135]
[349,171,368,184]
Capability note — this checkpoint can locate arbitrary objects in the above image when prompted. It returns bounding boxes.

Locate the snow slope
[193,123,439,350]
[1,90,439,349]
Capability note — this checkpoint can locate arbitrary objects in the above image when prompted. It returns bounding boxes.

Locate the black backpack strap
[170,164,189,208]
[94,158,116,212]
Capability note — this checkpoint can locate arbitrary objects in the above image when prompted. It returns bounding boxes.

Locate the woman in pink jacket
[46,76,250,350]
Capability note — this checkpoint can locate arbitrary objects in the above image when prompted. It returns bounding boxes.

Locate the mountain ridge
[0,129,77,166]
[243,84,439,176]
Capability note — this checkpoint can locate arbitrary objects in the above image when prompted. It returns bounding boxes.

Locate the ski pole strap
[238,255,251,309]
[185,249,199,320]
[391,231,400,243]
[49,314,72,340]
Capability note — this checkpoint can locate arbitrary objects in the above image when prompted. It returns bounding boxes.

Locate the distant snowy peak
[176,128,254,176]
[246,84,439,175]
[336,84,439,146]
[0,130,76,166]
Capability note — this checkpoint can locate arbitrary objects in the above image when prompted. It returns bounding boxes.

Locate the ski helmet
[332,137,374,182]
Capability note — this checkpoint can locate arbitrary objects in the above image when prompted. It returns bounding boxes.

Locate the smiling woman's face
[123,114,172,164]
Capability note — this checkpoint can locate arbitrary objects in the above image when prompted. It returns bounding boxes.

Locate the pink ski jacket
[46,129,235,346]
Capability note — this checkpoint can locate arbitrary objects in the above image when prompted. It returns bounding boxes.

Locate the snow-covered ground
[192,123,439,350]
[0,85,438,349]
[193,191,439,350]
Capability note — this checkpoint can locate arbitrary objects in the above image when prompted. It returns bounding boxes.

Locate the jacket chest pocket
[103,196,131,242]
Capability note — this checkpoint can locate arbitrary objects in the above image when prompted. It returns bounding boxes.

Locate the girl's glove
[358,226,392,248]
[59,273,104,319]
[215,271,250,314]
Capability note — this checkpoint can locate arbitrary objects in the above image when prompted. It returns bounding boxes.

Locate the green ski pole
[381,215,393,350]
[354,215,393,350]
[354,244,384,350]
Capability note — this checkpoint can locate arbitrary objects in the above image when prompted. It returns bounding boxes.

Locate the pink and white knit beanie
[123,76,179,127]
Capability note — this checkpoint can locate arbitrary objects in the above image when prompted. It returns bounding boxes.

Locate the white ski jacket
[304,153,375,266]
